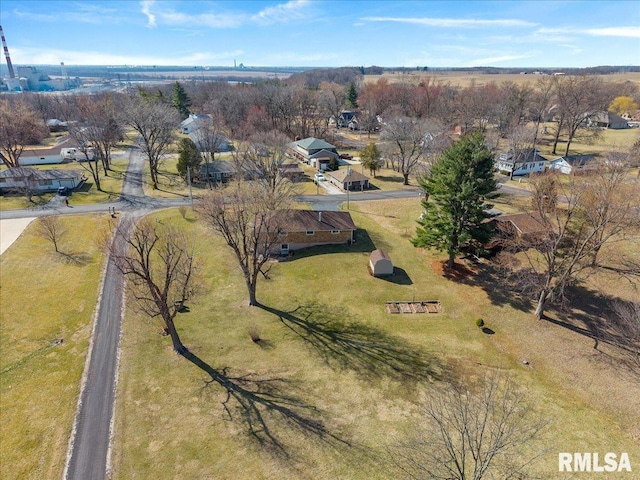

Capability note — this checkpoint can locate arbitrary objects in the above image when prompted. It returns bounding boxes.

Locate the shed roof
[370,249,391,263]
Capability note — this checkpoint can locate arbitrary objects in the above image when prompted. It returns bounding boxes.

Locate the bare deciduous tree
[195,180,286,306]
[380,116,427,185]
[0,97,49,168]
[37,216,66,253]
[390,374,547,480]
[606,300,640,371]
[498,162,640,319]
[108,216,197,354]
[123,96,180,189]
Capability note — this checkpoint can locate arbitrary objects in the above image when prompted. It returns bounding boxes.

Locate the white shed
[369,249,393,276]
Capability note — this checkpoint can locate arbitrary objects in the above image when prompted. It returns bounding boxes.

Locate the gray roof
[292,137,336,151]
[0,167,83,180]
[327,169,369,182]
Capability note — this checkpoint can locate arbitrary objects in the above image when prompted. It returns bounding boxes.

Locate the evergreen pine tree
[412,132,498,268]
[172,81,192,119]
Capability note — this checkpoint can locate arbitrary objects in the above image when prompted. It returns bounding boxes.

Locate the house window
[331,230,340,235]
[306,231,314,236]
[538,162,544,167]
[39,180,53,186]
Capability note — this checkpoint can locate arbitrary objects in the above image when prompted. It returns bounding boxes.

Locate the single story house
[495,148,547,176]
[272,209,356,255]
[189,129,231,152]
[326,168,370,191]
[180,114,213,134]
[548,154,596,175]
[485,212,548,250]
[278,161,303,181]
[287,137,339,170]
[195,160,238,183]
[369,249,393,276]
[0,167,86,192]
[585,111,629,130]
[19,135,83,166]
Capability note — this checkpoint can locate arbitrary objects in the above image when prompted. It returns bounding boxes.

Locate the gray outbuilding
[369,249,393,276]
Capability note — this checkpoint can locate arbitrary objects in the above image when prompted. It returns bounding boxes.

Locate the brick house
[272,209,356,255]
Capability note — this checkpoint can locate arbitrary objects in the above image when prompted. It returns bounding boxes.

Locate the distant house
[287,137,339,171]
[272,209,356,255]
[195,160,237,183]
[337,110,358,128]
[278,161,303,181]
[495,148,547,176]
[18,135,83,166]
[0,167,86,192]
[325,168,370,191]
[180,114,213,134]
[549,154,596,175]
[585,111,629,130]
[189,129,231,152]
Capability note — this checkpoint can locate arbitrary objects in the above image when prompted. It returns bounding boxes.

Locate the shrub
[476,318,485,327]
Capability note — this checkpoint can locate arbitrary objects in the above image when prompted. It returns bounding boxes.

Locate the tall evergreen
[412,132,498,268]
[346,82,358,109]
[176,137,201,179]
[172,81,192,119]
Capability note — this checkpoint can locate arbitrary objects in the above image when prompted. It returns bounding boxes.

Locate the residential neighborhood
[1,41,639,480]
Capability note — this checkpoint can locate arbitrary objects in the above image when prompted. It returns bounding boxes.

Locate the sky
[0,0,639,69]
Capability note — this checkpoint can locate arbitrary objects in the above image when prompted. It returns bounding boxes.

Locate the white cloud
[251,0,311,25]
[11,46,242,66]
[141,0,157,28]
[584,27,640,39]
[361,16,536,28]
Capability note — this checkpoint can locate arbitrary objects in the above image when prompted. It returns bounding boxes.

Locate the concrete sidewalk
[0,217,37,255]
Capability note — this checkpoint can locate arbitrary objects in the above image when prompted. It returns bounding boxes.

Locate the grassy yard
[0,214,110,480]
[109,201,640,479]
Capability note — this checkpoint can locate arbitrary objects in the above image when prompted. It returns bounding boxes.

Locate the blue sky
[1,0,638,68]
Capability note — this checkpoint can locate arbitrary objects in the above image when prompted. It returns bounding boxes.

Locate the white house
[0,167,86,192]
[495,148,547,176]
[19,136,83,166]
[180,114,213,134]
[549,154,596,174]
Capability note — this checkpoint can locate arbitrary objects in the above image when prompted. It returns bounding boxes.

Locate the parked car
[339,153,353,160]
[313,173,326,183]
[57,186,69,196]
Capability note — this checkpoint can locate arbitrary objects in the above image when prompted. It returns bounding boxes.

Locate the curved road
[0,153,532,480]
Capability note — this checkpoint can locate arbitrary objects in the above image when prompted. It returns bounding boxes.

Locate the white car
[314,173,326,183]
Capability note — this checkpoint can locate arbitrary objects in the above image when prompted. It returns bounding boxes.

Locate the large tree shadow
[181,349,350,457]
[451,260,534,312]
[259,302,446,384]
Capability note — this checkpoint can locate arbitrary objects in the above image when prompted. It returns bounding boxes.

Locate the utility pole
[187,166,193,208]
[346,166,351,210]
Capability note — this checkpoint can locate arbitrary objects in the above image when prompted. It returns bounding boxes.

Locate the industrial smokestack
[0,25,16,79]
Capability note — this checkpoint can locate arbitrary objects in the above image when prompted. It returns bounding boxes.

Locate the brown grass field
[365,71,640,89]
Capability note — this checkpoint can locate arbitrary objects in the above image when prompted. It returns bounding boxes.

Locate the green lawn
[0,215,110,480]
[109,201,640,479]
